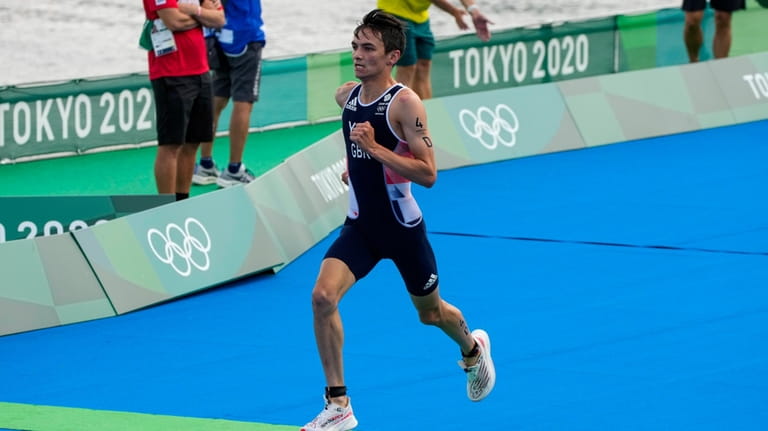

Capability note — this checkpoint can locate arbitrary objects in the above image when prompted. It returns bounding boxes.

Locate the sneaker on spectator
[301,396,358,431]
[216,163,255,188]
[192,163,220,186]
[458,329,496,402]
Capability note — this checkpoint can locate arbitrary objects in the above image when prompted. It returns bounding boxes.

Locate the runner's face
[351,28,388,79]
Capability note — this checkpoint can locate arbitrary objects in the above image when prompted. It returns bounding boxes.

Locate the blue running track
[1,120,766,430]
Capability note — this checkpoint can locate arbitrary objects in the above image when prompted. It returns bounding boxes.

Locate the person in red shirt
[142,0,225,200]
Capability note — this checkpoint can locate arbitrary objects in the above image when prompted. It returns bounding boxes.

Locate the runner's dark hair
[354,9,406,54]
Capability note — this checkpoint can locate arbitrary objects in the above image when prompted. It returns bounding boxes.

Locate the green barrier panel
[245,162,321,270]
[731,0,768,58]
[250,56,308,127]
[618,2,768,73]
[0,194,174,243]
[617,11,659,71]
[428,83,585,170]
[0,58,316,162]
[283,132,348,235]
[559,61,735,147]
[431,17,617,97]
[245,132,346,270]
[219,56,310,132]
[307,51,356,121]
[73,186,283,314]
[4,6,767,163]
[617,8,696,71]
[0,233,114,336]
[0,74,155,161]
[111,194,176,216]
[706,51,768,122]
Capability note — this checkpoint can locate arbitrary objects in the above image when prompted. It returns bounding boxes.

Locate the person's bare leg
[154,144,180,194]
[411,288,477,356]
[394,64,417,88]
[683,10,704,62]
[228,100,255,165]
[412,286,496,402]
[311,258,357,406]
[713,10,734,59]
[413,59,433,100]
[199,96,229,160]
[176,143,201,194]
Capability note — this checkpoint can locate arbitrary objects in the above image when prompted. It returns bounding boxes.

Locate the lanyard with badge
[150,18,177,56]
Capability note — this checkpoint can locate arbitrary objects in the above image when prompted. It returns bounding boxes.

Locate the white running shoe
[301,396,358,431]
[458,329,496,402]
[216,163,255,188]
[192,163,220,185]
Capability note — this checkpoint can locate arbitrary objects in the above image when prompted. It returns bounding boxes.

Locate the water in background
[0,0,679,86]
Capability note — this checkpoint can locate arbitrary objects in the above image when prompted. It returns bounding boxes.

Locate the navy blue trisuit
[324,83,439,297]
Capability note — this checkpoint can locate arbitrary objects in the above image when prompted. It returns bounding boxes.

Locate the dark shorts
[212,42,264,103]
[682,0,746,12]
[396,18,435,66]
[151,74,214,145]
[324,218,439,296]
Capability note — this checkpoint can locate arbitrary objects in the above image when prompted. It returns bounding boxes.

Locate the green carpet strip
[0,402,295,431]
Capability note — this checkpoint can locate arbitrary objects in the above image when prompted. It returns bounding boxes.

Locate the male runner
[301,9,496,431]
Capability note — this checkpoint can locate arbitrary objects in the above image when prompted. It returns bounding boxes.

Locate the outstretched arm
[430,0,470,31]
[465,4,492,42]
[431,0,492,41]
[350,88,437,188]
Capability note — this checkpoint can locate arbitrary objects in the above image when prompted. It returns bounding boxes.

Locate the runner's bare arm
[350,88,437,187]
[335,81,358,186]
[335,81,358,108]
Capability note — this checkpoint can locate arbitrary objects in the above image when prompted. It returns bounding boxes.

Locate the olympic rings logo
[147,217,211,277]
[459,104,520,150]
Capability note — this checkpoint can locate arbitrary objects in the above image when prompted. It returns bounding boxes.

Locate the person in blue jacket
[192,0,266,187]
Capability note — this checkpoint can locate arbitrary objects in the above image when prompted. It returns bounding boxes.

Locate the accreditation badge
[150,19,177,56]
